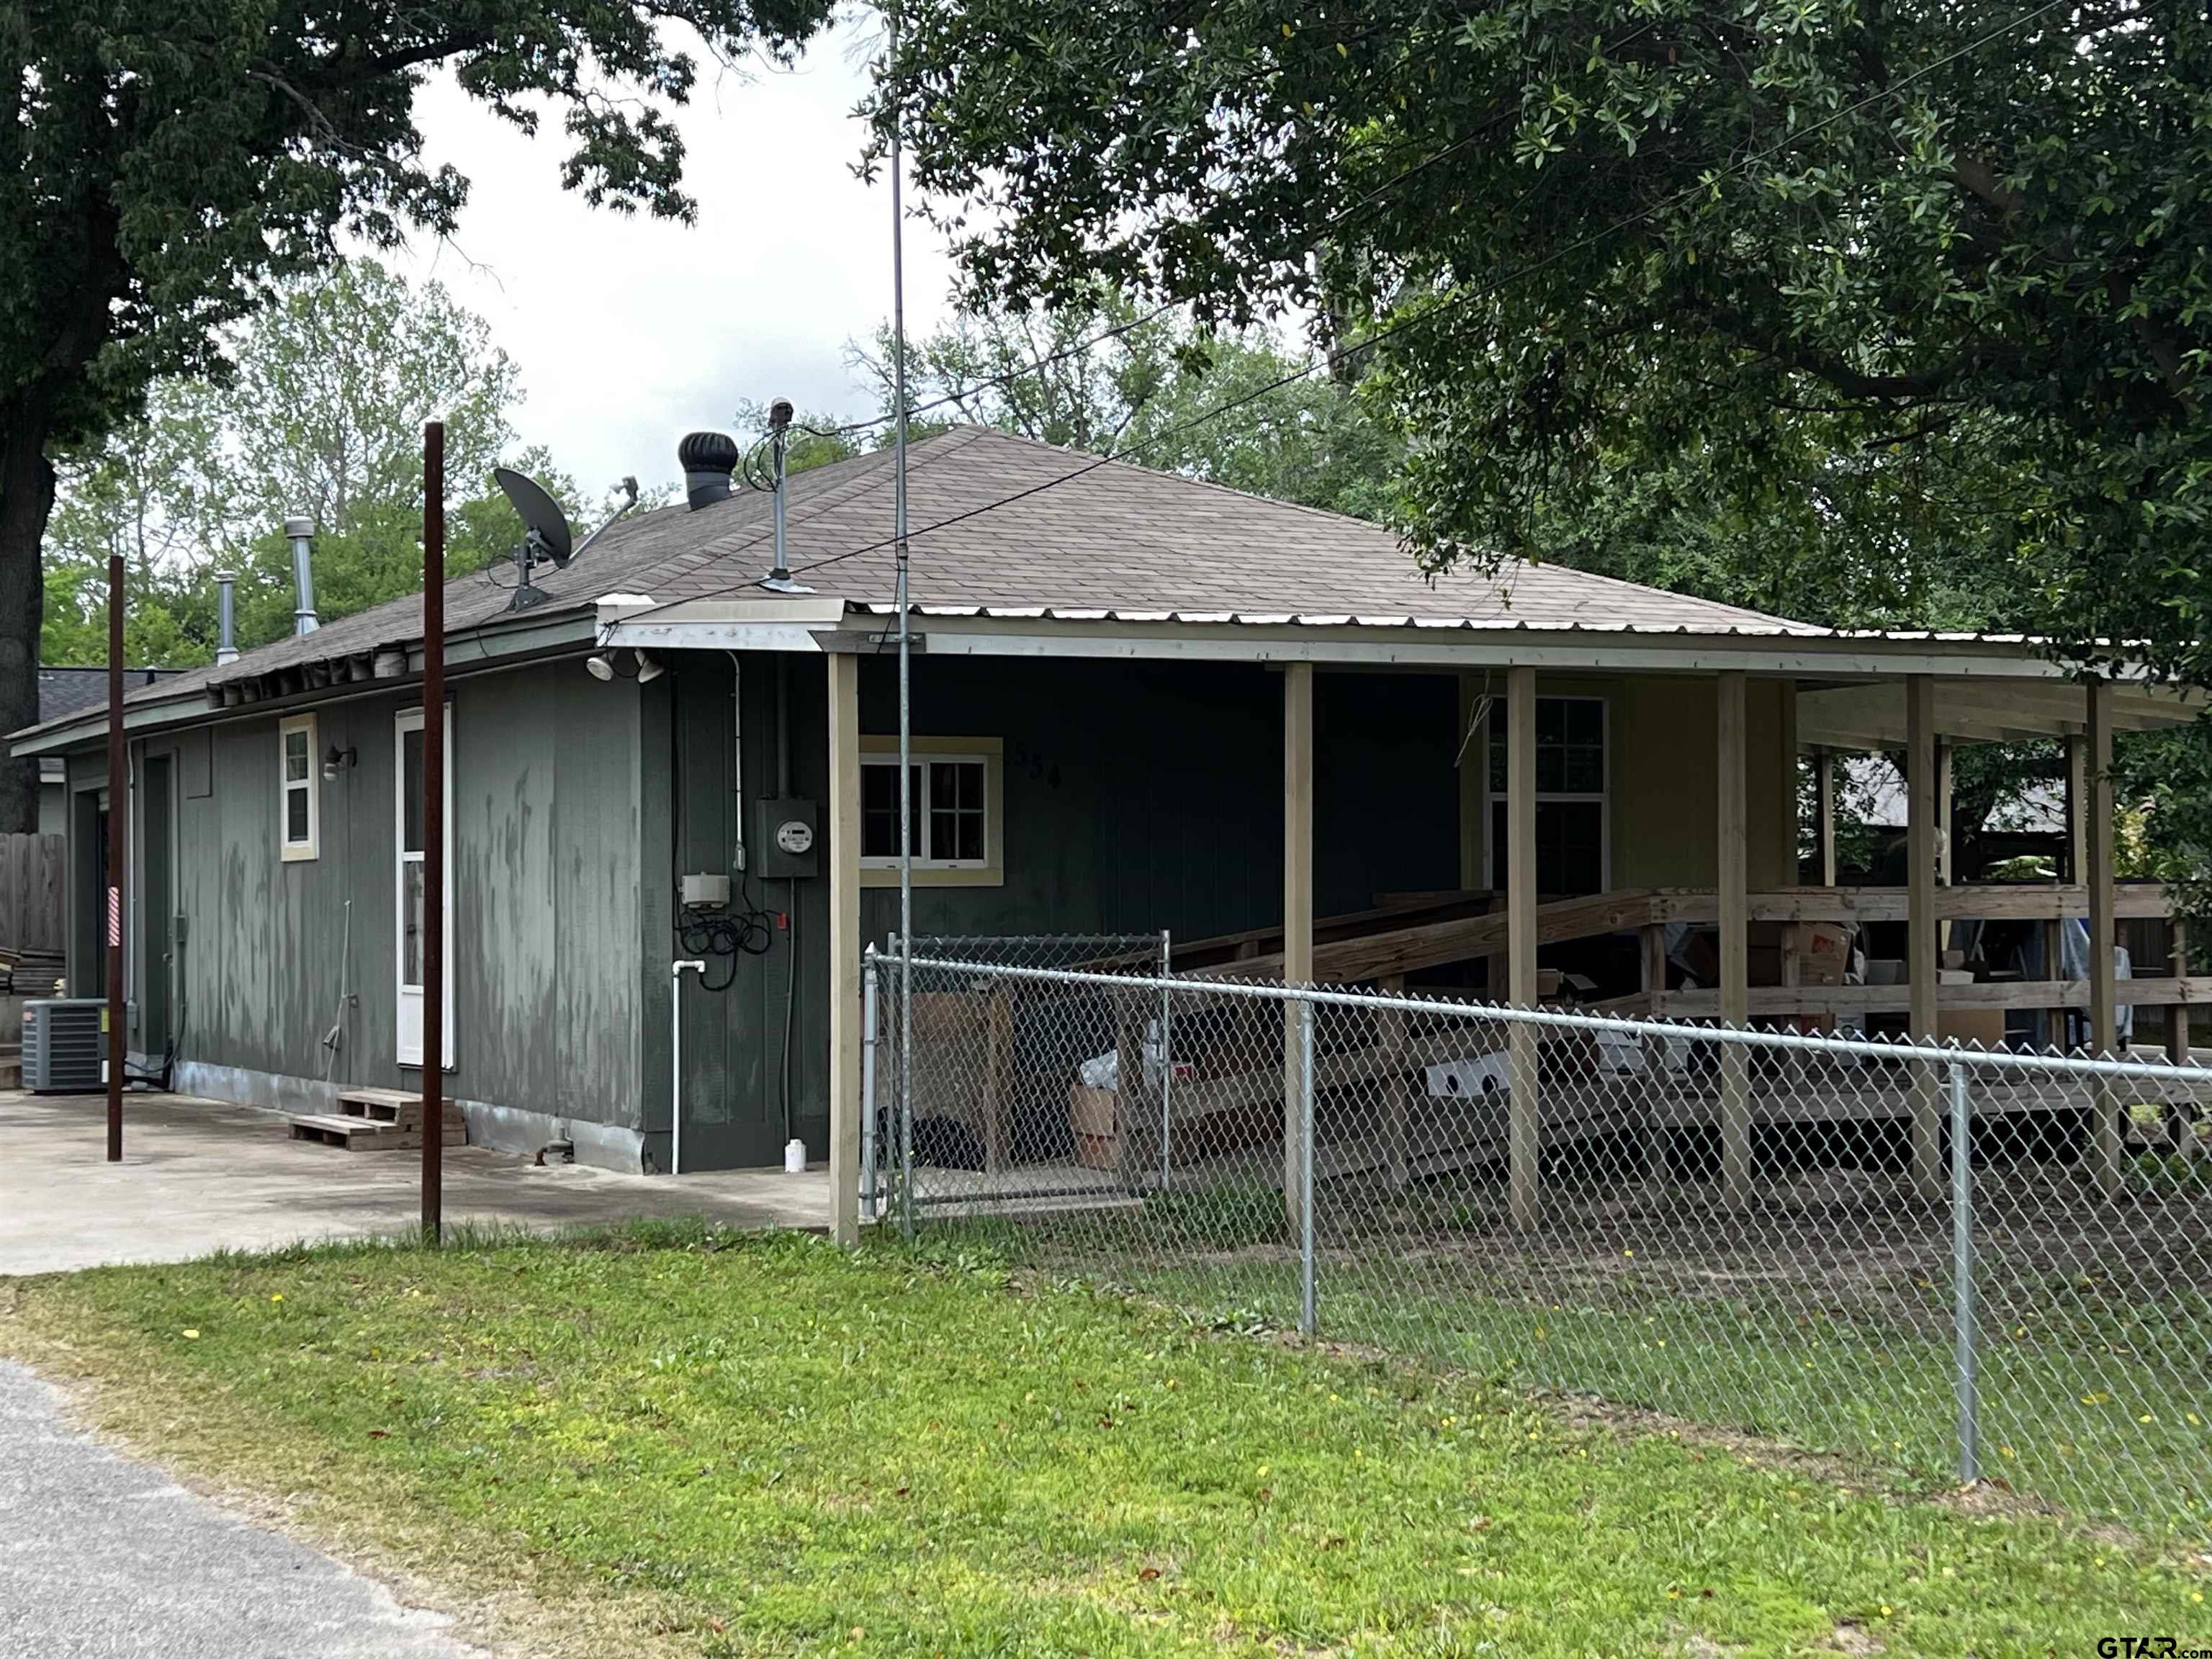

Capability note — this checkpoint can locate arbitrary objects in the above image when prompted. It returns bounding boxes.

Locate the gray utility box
[24,998,107,1092]
[753,798,819,879]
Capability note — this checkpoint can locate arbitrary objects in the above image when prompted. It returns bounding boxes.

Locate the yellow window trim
[858,734,1003,889]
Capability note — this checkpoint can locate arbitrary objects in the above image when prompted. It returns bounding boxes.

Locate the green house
[15,426,2198,1238]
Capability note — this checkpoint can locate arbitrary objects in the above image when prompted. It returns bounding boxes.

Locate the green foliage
[39,262,572,666]
[7,1226,2202,1653]
[0,0,837,828]
[853,287,1400,519]
[882,0,2212,685]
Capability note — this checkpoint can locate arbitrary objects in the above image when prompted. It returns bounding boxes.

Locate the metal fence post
[1948,1058,1980,1485]
[1298,994,1317,1338]
[1159,929,1174,1192]
[860,948,879,1224]
[893,932,914,1240]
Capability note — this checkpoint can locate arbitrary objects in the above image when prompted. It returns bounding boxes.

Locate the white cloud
[373,14,956,498]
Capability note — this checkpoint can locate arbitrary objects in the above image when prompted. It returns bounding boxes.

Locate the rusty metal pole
[105,552,125,1161]
[421,422,444,1241]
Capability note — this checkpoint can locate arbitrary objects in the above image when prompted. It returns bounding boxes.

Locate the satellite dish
[494,467,573,567]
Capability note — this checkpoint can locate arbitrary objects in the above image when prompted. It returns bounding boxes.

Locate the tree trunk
[0,401,56,835]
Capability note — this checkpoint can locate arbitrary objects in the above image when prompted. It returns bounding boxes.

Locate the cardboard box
[1073,1130,1118,1170]
[1069,1084,1118,1138]
[1686,922,1851,987]
[1938,1009,2007,1051]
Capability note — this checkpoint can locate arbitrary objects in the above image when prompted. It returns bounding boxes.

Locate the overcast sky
[379,13,957,498]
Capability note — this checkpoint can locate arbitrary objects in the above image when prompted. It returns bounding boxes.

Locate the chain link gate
[865,933,1172,1231]
[869,944,2212,1537]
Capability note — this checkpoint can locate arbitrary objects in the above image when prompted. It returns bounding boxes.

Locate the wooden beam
[1717,670,1752,1206]
[1283,660,1315,1223]
[2066,733,2088,884]
[1907,674,1942,1199]
[1506,664,1539,1231]
[1816,747,1838,888]
[2087,677,2122,1196]
[825,652,863,1246]
[1936,738,1954,886]
[1653,976,2212,1018]
[1647,884,2174,925]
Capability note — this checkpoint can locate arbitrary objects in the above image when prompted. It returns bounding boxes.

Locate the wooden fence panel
[0,832,66,954]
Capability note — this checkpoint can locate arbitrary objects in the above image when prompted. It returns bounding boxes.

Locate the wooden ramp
[288,1088,465,1152]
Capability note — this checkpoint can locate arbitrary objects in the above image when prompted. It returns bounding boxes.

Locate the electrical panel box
[680,872,731,909]
[754,798,819,879]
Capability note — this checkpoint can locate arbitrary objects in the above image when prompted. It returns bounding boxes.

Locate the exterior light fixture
[321,743,357,782]
[634,651,664,683]
[585,652,616,682]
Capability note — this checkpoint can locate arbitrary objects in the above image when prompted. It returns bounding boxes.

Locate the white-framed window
[279,713,318,861]
[858,736,1003,888]
[1484,695,1609,895]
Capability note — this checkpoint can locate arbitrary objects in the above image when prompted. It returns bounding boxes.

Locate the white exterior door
[395,705,454,1068]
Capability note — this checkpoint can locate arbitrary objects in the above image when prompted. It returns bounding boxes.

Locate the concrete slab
[0,1359,487,1658]
[0,1091,830,1276]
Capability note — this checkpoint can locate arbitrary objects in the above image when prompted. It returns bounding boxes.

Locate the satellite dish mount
[493,468,639,614]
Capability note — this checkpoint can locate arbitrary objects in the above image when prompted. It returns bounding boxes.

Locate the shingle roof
[37,665,181,723]
[56,425,1827,732]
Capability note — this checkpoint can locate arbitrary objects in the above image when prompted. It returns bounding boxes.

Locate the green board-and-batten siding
[85,665,652,1142]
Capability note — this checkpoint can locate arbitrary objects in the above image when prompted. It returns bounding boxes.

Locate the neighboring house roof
[33,665,184,778]
[38,665,180,724]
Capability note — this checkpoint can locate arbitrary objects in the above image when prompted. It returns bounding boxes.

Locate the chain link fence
[871,943,2212,1537]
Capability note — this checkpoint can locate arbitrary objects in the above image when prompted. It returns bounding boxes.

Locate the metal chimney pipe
[286,514,318,634]
[214,571,239,664]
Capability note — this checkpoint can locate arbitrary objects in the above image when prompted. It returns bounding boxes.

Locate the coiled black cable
[678,897,773,992]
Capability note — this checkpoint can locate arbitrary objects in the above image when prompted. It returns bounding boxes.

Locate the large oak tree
[1,0,835,829]
[879,0,2212,677]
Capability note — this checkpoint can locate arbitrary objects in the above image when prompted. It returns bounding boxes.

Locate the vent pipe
[286,514,318,634]
[213,571,239,665]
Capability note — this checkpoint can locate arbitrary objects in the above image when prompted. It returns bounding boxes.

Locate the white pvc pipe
[670,958,705,1173]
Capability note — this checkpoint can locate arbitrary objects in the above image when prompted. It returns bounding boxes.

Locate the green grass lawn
[3,1222,2206,1658]
[931,1177,2212,1538]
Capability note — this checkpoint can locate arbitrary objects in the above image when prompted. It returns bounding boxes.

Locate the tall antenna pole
[889,0,914,1224]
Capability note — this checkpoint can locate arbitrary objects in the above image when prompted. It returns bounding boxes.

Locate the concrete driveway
[0,1090,829,1274]
[0,1362,485,1658]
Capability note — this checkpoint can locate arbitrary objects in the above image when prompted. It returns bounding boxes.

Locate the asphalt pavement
[0,1361,484,1658]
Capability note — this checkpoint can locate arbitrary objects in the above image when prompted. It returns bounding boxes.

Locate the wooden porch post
[2086,675,2123,1196]
[1906,675,1943,1200]
[1283,662,1315,1224]
[825,652,863,1246]
[1716,670,1751,1207]
[2064,733,2089,884]
[1815,746,1838,889]
[1506,664,1539,1231]
[2169,919,2196,1163]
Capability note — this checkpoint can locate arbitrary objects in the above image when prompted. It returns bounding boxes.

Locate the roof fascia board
[12,616,598,758]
